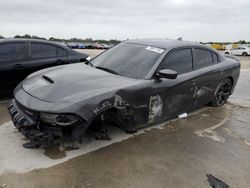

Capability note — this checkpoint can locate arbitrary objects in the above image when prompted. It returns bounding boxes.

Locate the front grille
[8,104,26,126]
[8,99,59,148]
[8,100,36,129]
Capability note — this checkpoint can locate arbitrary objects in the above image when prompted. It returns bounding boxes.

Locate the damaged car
[8,39,240,149]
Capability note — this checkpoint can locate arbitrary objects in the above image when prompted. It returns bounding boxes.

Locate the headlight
[40,113,79,126]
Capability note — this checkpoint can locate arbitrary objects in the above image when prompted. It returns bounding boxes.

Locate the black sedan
[0,39,89,94]
[8,39,240,148]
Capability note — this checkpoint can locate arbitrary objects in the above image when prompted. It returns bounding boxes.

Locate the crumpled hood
[22,63,136,103]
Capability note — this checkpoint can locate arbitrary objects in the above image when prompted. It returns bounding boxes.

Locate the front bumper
[8,99,63,148]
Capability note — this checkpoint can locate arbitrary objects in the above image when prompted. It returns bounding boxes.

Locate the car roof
[0,38,67,49]
[124,38,211,50]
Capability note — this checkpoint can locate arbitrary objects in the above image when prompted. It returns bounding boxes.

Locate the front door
[147,48,196,124]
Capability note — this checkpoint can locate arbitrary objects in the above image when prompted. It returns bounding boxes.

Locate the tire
[211,79,233,107]
[225,52,229,55]
[242,52,248,56]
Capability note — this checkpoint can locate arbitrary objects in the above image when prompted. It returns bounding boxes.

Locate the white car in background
[224,46,250,56]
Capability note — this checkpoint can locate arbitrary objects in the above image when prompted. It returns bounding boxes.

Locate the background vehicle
[92,43,105,49]
[102,44,112,49]
[0,39,89,94]
[8,39,240,148]
[66,42,79,49]
[78,43,86,49]
[224,46,250,56]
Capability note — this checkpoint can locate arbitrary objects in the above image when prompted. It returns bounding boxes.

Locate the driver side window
[158,48,193,75]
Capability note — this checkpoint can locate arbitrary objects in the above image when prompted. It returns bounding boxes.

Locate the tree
[85,38,93,42]
[14,35,21,38]
[14,34,31,38]
[109,39,120,44]
[31,35,46,40]
[238,40,246,44]
[13,34,46,40]
[0,35,4,39]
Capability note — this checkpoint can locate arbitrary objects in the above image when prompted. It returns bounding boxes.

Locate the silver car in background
[224,46,250,56]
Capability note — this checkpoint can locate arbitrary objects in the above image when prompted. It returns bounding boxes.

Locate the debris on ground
[95,132,111,140]
[207,174,229,188]
[178,112,187,119]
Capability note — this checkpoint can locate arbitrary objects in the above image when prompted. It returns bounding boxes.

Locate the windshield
[91,43,164,79]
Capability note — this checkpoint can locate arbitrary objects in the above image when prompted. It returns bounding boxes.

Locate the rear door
[231,48,240,55]
[240,47,247,55]
[192,48,221,107]
[237,48,243,55]
[0,42,27,93]
[27,42,68,75]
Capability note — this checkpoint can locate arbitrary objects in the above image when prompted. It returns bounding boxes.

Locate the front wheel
[211,79,233,107]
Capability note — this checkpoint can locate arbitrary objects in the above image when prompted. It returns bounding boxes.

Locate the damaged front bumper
[8,99,65,148]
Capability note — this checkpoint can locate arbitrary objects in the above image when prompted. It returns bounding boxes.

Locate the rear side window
[212,52,219,63]
[194,49,213,69]
[0,43,25,61]
[57,47,66,56]
[159,48,193,74]
[31,43,57,59]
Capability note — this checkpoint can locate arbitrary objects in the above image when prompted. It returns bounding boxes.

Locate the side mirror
[86,56,91,62]
[84,56,92,65]
[155,69,177,79]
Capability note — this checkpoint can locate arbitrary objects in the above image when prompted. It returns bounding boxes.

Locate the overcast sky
[0,0,250,42]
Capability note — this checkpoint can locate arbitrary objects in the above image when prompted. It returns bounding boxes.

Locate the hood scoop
[42,75,54,84]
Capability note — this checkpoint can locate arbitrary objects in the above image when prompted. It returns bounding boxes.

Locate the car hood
[22,63,137,103]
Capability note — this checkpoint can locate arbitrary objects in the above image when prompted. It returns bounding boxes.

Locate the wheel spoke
[223,92,230,96]
[217,94,222,105]
[215,80,232,106]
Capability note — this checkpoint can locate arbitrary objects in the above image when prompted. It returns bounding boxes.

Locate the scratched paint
[148,95,163,123]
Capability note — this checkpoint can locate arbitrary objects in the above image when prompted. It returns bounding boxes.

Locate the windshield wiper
[95,66,119,75]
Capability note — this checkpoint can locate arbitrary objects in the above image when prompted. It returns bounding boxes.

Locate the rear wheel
[242,52,248,56]
[211,79,233,107]
[225,52,229,55]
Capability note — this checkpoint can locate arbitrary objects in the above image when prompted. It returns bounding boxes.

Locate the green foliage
[108,39,120,45]
[49,37,67,42]
[47,37,120,45]
[0,35,4,39]
[14,34,46,40]
[238,40,247,44]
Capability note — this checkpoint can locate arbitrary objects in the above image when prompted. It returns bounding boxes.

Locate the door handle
[13,64,24,69]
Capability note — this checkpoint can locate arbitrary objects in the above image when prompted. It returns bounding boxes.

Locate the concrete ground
[0,51,250,188]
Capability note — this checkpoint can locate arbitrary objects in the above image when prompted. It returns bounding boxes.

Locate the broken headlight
[40,113,79,126]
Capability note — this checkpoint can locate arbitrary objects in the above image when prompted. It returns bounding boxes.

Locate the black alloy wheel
[212,79,233,107]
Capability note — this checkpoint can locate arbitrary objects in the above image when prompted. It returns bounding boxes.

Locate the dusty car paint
[8,39,240,148]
